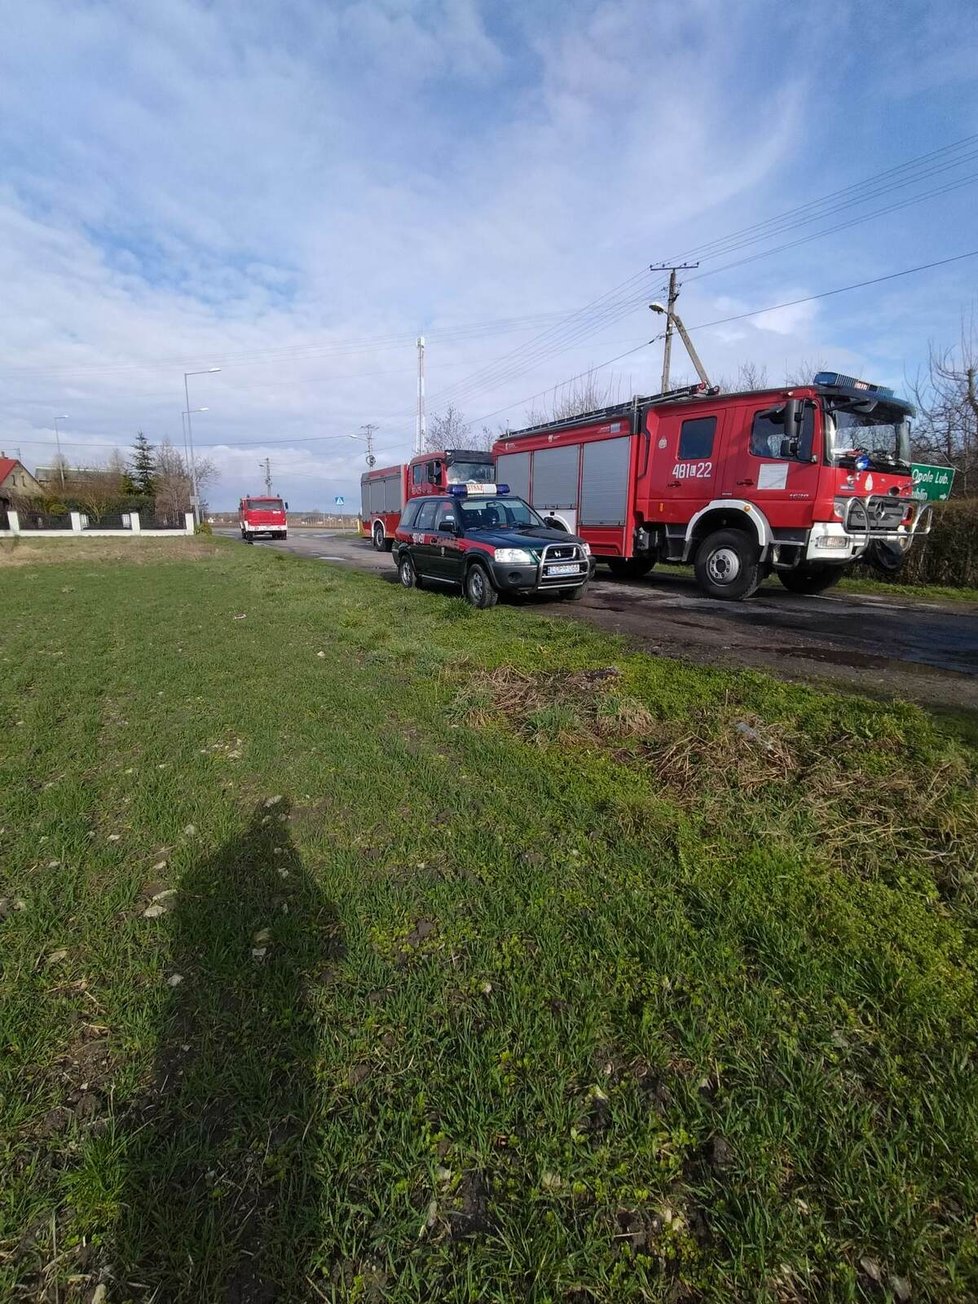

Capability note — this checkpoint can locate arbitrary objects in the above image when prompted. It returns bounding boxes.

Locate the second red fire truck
[239,495,288,541]
[492,372,932,600]
[360,447,495,550]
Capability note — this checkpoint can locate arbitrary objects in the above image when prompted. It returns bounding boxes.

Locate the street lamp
[53,414,69,489]
[183,368,220,524]
[181,409,209,466]
[348,425,377,467]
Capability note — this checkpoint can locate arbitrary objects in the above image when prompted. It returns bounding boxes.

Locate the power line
[666,133,978,264]
[467,248,978,426]
[428,135,978,415]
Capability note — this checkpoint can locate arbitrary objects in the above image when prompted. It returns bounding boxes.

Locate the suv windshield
[458,496,544,530]
[446,460,494,484]
[824,403,911,471]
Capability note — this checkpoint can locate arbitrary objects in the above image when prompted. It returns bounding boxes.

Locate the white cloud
[0,0,974,506]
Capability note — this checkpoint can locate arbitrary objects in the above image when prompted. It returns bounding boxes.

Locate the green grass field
[2,538,977,1303]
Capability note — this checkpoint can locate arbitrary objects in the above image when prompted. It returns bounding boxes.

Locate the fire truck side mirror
[782,397,800,436]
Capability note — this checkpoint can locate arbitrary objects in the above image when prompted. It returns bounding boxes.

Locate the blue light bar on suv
[813,371,894,399]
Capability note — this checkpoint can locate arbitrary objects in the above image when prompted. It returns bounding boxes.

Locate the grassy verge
[2,540,977,1303]
[836,575,978,604]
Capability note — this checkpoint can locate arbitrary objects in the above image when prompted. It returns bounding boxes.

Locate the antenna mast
[415,335,427,454]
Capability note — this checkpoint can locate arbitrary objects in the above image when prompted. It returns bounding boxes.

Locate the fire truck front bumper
[805,519,928,563]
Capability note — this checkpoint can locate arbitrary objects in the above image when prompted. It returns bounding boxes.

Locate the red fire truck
[492,372,933,600]
[239,495,288,541]
[360,447,495,550]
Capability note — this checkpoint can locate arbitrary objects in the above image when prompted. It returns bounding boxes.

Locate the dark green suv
[392,490,594,608]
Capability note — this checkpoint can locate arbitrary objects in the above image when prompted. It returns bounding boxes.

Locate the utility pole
[360,423,376,466]
[53,415,69,490]
[259,457,273,494]
[415,335,427,455]
[650,263,698,392]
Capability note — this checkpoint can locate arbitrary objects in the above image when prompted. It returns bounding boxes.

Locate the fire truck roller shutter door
[580,437,630,526]
[384,474,401,514]
[532,444,580,535]
[496,451,530,502]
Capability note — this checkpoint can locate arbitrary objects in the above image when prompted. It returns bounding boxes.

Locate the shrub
[859,497,978,588]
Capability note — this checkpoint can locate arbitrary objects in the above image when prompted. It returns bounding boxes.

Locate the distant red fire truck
[492,373,933,600]
[360,448,495,550]
[239,495,288,542]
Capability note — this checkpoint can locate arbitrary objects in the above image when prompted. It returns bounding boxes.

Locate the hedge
[859,497,978,589]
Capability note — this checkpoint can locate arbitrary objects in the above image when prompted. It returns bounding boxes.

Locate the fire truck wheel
[778,564,844,595]
[398,555,422,589]
[372,522,387,551]
[607,556,655,579]
[464,562,498,608]
[694,529,762,600]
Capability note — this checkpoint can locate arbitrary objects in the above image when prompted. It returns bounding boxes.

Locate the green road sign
[911,463,955,502]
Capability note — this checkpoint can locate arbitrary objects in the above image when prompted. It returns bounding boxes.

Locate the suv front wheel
[464,562,498,608]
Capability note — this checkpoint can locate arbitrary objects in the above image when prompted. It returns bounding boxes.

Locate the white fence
[0,510,195,539]
[0,503,195,534]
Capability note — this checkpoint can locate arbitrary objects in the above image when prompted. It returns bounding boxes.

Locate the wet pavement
[220,528,978,709]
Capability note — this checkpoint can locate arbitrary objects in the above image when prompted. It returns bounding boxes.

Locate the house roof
[0,457,19,486]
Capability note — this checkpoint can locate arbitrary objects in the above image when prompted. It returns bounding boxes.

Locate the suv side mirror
[439,517,458,535]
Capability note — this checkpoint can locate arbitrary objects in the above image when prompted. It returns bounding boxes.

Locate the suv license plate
[547,563,581,576]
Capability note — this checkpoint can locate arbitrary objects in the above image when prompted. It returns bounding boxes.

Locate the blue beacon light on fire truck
[813,371,895,399]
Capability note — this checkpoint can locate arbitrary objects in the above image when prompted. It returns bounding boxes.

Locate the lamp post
[53,414,69,490]
[181,409,208,468]
[183,368,220,524]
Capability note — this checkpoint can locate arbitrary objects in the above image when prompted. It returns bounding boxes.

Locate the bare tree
[784,357,829,387]
[715,360,770,393]
[152,441,218,524]
[908,310,978,494]
[153,441,192,525]
[71,459,128,523]
[525,368,624,426]
[424,404,470,452]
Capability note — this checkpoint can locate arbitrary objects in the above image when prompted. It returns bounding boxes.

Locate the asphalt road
[220,528,978,709]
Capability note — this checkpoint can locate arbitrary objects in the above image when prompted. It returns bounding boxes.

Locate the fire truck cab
[239,495,288,542]
[493,373,932,600]
[360,447,495,551]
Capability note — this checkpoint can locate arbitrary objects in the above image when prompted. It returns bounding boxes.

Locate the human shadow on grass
[116,798,343,1303]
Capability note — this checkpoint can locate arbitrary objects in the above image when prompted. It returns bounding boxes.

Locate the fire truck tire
[694,529,762,601]
[778,564,845,595]
[607,556,655,579]
[464,562,498,609]
[398,555,422,590]
[372,522,386,551]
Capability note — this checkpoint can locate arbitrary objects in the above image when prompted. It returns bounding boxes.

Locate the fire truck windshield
[446,459,494,484]
[824,404,911,472]
[248,498,284,510]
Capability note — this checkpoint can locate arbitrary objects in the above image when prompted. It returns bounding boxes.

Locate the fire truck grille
[866,496,908,531]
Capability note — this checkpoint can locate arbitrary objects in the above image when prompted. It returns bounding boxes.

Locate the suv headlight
[494,548,535,565]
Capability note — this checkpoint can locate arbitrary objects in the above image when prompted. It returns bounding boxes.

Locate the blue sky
[0,0,976,509]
